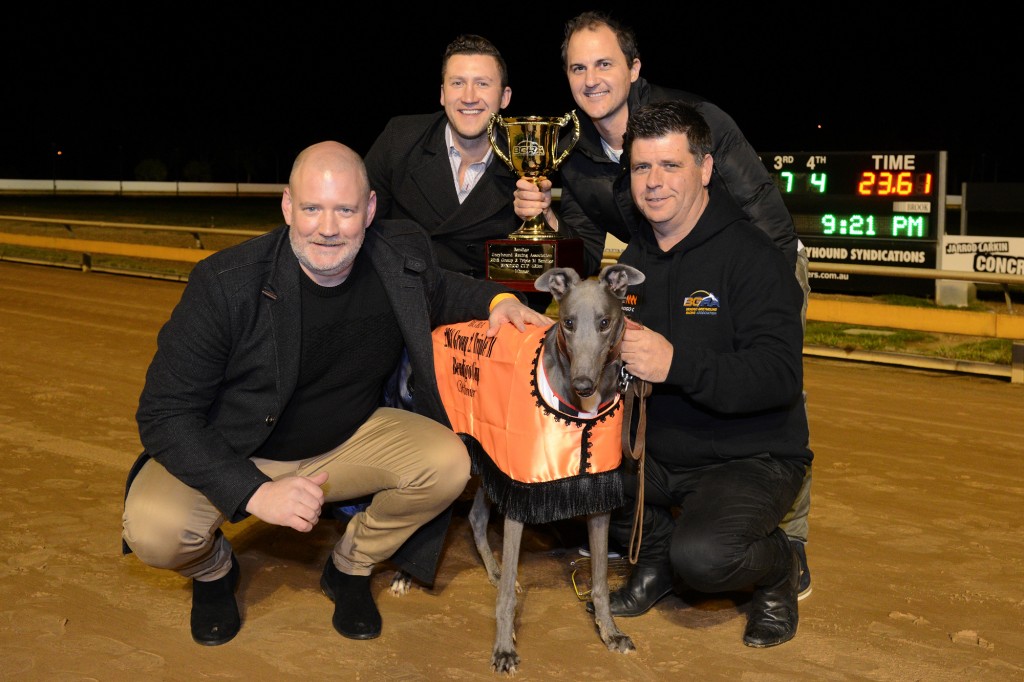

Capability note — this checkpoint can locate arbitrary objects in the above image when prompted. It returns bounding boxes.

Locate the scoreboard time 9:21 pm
[759,151,948,295]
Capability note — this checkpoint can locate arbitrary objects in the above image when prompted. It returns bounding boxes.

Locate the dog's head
[534,264,645,407]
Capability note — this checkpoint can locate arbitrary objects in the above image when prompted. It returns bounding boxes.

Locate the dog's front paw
[603,631,635,654]
[596,616,636,653]
[491,649,520,675]
[389,570,413,596]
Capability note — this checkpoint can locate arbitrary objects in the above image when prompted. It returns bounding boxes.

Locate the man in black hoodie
[515,10,813,598]
[592,101,811,648]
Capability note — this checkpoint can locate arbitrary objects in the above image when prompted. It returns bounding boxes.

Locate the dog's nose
[573,378,595,397]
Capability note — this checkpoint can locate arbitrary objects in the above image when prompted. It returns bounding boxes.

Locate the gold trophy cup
[485,111,584,290]
[487,111,580,239]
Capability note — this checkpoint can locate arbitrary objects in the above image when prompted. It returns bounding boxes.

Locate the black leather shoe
[191,554,241,646]
[585,563,673,617]
[744,545,800,648]
[320,557,381,640]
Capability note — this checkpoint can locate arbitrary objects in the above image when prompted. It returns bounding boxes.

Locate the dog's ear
[599,264,645,300]
[534,267,582,301]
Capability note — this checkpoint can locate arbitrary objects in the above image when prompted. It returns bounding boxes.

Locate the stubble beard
[292,231,363,283]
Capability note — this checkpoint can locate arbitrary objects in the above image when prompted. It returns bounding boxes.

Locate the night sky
[3,3,1018,191]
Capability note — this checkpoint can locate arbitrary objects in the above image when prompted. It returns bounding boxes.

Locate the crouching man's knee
[122,461,222,572]
[423,431,472,503]
[123,503,213,570]
[669,531,738,593]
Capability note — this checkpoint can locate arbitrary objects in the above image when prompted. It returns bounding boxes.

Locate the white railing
[0,179,284,196]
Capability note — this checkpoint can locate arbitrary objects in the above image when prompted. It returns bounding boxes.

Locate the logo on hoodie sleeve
[683,290,720,315]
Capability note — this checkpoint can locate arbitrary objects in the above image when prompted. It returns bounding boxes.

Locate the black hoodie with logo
[618,182,812,469]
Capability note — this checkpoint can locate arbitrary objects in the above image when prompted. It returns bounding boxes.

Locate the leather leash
[618,317,651,565]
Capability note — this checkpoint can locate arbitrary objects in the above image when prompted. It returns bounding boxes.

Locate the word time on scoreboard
[759,151,947,295]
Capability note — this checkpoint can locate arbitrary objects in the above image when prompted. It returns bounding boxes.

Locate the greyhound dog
[425,263,645,674]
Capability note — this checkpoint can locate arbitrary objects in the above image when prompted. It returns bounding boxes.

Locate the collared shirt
[446,123,494,204]
[600,136,622,163]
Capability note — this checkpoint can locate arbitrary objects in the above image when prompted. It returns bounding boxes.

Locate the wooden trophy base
[485,237,585,292]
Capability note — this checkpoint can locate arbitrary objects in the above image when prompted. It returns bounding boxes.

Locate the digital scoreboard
[759,151,947,295]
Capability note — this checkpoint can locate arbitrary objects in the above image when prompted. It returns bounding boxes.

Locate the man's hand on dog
[245,471,328,532]
[487,298,553,336]
[621,318,673,383]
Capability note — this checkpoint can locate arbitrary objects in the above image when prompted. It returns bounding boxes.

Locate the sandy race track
[0,261,1022,681]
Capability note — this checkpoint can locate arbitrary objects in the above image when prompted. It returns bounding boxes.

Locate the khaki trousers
[123,407,470,581]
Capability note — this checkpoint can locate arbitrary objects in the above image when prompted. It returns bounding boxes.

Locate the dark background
[2,3,1018,192]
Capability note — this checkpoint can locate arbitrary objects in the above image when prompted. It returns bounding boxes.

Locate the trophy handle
[551,110,581,170]
[487,113,515,172]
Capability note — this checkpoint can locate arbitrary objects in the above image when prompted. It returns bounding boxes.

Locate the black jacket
[618,183,811,469]
[558,77,798,276]
[365,112,520,278]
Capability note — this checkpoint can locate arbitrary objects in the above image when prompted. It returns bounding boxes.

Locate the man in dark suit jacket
[121,141,549,647]
[364,34,550,312]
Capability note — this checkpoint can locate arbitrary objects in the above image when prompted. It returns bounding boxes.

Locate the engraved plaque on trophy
[486,111,585,291]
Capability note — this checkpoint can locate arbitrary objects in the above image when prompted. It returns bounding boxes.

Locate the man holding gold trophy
[365,34,556,312]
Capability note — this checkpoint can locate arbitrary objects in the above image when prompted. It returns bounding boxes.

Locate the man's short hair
[442,34,509,90]
[624,101,713,160]
[561,11,640,70]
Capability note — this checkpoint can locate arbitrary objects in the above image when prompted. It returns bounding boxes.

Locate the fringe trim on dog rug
[465,436,625,525]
